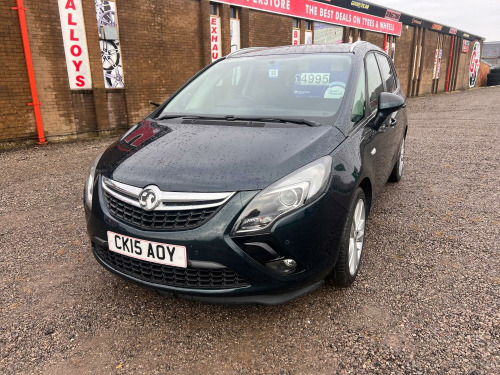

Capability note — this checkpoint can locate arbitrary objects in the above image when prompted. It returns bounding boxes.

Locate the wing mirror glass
[372,92,405,130]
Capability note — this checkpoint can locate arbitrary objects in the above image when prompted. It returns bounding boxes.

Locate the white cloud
[369,0,500,41]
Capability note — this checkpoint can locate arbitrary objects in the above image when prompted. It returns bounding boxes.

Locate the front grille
[104,191,219,231]
[94,244,249,289]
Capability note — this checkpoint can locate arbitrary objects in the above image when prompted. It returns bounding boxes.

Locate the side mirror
[372,92,405,130]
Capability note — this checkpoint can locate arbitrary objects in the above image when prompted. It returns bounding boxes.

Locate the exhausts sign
[211,0,402,36]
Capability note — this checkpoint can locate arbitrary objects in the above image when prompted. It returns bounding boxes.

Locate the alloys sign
[469,42,481,88]
[58,0,92,89]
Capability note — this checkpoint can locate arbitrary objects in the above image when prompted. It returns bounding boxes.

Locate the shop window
[210,2,219,16]
[292,18,300,28]
[230,6,239,19]
[313,23,343,44]
[230,6,240,52]
[305,21,313,44]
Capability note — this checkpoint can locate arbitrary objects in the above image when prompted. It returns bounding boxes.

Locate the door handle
[390,118,397,127]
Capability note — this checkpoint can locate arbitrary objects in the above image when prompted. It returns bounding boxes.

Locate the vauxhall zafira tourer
[85,42,408,304]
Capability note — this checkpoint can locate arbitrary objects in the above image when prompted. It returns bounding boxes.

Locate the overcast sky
[369,0,500,41]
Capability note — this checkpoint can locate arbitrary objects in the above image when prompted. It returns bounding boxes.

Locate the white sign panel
[230,19,240,52]
[210,16,222,61]
[58,0,92,89]
[305,30,312,44]
[292,28,300,45]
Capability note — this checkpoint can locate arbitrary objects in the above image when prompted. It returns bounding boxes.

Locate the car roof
[227,42,384,58]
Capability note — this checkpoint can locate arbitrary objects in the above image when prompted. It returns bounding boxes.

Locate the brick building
[1,0,483,144]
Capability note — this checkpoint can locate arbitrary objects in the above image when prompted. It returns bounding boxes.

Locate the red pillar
[445,35,455,92]
[12,0,47,144]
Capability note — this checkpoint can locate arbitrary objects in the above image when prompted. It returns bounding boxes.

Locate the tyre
[327,188,367,287]
[389,137,405,182]
[488,70,500,76]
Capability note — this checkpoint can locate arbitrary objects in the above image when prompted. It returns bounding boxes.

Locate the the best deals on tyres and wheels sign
[57,0,92,89]
[210,0,402,36]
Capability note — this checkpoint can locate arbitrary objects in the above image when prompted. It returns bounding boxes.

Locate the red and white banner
[210,16,222,61]
[211,0,402,36]
[58,0,92,89]
[292,28,300,45]
[469,42,480,88]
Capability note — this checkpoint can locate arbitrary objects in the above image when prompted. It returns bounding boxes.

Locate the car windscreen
[159,54,352,121]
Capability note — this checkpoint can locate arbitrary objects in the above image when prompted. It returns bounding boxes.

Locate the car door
[362,52,395,194]
[375,53,405,169]
[342,52,389,200]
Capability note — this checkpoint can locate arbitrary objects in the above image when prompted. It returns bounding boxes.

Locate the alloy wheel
[398,138,405,176]
[348,199,365,276]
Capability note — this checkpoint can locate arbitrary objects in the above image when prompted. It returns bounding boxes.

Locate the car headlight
[84,151,103,209]
[232,155,332,235]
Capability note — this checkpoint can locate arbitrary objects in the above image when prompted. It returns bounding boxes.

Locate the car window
[160,54,352,121]
[351,68,366,124]
[365,53,384,113]
[376,54,396,92]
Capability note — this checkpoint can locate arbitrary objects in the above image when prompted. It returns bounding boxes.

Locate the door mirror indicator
[372,92,405,130]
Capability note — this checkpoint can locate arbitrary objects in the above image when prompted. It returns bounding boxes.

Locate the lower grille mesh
[94,243,249,289]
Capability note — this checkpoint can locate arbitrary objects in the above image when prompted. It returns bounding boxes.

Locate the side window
[351,68,366,124]
[365,53,384,113]
[376,54,396,92]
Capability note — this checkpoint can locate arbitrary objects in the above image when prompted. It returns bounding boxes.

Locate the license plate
[107,231,187,268]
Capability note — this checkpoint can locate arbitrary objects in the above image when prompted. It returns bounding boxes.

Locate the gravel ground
[1,87,499,374]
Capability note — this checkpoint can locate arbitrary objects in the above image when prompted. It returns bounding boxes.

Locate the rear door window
[365,53,384,114]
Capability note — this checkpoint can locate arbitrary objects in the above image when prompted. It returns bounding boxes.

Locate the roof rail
[227,47,265,57]
[350,40,366,53]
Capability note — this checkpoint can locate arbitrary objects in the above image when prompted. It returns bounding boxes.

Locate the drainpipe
[445,35,455,92]
[383,33,388,54]
[12,0,47,145]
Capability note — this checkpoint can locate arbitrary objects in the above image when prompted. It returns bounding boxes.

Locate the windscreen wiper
[157,114,321,127]
[225,116,322,127]
[156,114,227,121]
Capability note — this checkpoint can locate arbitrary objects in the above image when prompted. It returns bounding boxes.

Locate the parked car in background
[84,42,408,304]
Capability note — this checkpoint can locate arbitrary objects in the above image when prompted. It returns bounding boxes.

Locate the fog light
[266,258,297,275]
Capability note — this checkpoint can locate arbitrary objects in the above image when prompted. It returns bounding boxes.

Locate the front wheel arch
[357,177,372,217]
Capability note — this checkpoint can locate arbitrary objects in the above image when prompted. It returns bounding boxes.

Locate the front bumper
[86,181,348,304]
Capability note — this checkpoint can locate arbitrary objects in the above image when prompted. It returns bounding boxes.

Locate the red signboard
[211,0,402,36]
[292,28,300,45]
[462,40,470,53]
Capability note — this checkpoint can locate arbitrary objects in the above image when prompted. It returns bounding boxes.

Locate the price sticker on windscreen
[299,73,330,86]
